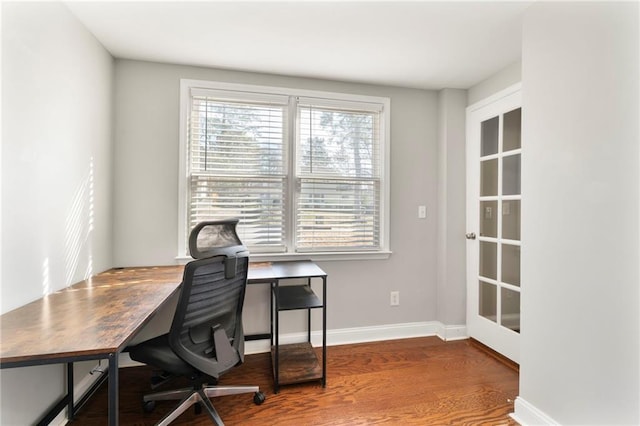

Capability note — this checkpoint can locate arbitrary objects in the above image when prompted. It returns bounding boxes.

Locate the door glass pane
[480,201,497,238]
[503,108,521,152]
[501,244,521,286]
[481,159,498,196]
[479,241,497,280]
[502,200,521,240]
[479,281,497,322]
[481,116,499,156]
[501,287,521,333]
[502,154,521,195]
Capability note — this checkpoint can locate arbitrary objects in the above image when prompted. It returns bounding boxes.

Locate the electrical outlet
[390,291,400,306]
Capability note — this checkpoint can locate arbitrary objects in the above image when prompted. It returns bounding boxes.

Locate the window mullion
[285,95,298,253]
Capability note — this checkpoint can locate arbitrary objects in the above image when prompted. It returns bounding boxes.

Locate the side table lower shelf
[271,342,323,386]
[268,261,327,393]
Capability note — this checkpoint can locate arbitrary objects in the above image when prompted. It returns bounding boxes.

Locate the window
[179,80,390,260]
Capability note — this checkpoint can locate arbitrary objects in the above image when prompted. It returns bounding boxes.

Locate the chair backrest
[170,220,250,379]
[189,219,243,260]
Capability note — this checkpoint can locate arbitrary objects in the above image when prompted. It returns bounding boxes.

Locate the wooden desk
[0,266,183,426]
[0,261,326,424]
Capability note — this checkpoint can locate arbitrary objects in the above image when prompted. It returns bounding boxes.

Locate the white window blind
[180,80,389,259]
[188,93,288,252]
[296,102,381,251]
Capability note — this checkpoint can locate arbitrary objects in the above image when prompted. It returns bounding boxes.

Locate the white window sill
[175,250,392,264]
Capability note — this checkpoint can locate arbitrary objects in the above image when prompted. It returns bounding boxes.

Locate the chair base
[144,385,261,426]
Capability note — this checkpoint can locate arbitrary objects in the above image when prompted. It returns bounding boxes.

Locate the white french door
[466,85,521,363]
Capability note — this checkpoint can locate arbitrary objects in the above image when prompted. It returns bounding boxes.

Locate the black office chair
[128,219,265,425]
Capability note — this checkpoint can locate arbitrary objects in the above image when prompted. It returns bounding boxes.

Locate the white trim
[467,82,522,113]
[244,321,466,353]
[119,321,467,365]
[286,95,297,254]
[177,79,190,257]
[190,88,289,105]
[436,323,469,341]
[297,96,384,112]
[51,408,67,425]
[175,250,393,264]
[119,352,144,368]
[380,96,391,254]
[181,79,391,107]
[50,362,105,425]
[178,78,391,260]
[323,321,440,346]
[512,397,561,426]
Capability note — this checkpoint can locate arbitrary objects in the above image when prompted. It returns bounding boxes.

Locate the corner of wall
[467,61,521,106]
[435,89,468,326]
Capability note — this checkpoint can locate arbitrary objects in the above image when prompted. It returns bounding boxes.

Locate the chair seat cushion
[128,334,197,377]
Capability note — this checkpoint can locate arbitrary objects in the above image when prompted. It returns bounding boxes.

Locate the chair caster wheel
[143,400,156,413]
[253,391,266,405]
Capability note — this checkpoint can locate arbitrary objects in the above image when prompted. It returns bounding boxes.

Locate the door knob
[465,232,476,240]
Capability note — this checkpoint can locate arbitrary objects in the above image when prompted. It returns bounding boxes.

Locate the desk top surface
[247,260,327,282]
[0,266,182,367]
[0,260,325,367]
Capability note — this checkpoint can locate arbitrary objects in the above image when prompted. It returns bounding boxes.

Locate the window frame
[178,79,391,262]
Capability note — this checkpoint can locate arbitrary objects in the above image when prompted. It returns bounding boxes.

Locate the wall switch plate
[390,291,400,306]
[418,205,427,219]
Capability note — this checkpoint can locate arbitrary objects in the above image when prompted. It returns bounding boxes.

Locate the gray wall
[436,89,467,326]
[1,2,114,424]
[113,59,441,335]
[517,2,639,424]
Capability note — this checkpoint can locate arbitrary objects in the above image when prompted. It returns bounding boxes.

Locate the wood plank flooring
[73,337,519,425]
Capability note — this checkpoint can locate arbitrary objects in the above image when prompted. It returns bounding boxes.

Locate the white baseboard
[52,362,105,426]
[248,321,467,354]
[436,323,468,341]
[511,396,560,426]
[120,321,468,363]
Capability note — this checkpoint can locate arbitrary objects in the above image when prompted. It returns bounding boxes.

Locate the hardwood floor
[73,337,519,425]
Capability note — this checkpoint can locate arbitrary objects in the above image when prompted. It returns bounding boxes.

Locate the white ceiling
[65,1,531,90]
